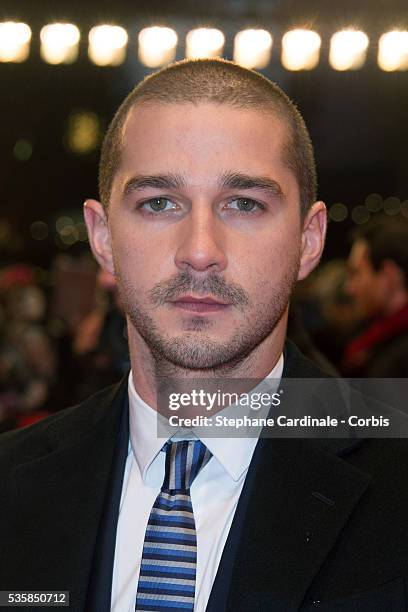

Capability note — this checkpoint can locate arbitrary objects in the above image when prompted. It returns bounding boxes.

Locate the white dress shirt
[111,354,284,612]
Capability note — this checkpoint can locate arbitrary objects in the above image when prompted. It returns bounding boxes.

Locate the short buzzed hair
[99,58,317,219]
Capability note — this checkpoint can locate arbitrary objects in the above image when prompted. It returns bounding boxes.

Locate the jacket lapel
[85,392,130,612]
[3,376,128,612]
[214,341,372,611]
[224,436,371,611]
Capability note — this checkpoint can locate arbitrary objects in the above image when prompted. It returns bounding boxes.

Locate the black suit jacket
[1,341,408,611]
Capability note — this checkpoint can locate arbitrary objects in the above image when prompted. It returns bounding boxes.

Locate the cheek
[363,274,380,298]
[110,237,147,298]
[239,216,297,259]
[352,271,370,294]
[232,239,294,293]
[373,279,387,303]
[110,222,169,283]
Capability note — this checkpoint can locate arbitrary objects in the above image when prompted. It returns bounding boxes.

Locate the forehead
[118,102,291,180]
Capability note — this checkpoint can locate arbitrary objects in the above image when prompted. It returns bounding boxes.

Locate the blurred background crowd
[1,0,408,431]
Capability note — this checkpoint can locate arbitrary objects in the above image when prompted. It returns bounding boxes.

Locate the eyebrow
[123,173,187,197]
[219,171,285,200]
[122,171,285,200]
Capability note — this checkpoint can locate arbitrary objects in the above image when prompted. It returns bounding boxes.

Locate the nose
[174,203,227,273]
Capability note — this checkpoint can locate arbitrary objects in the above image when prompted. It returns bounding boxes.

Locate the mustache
[149,270,250,308]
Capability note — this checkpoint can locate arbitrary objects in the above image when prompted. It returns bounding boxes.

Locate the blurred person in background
[72,267,129,398]
[0,258,129,430]
[295,260,359,368]
[0,265,56,429]
[342,214,408,376]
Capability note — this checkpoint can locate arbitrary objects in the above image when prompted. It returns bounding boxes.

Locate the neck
[128,319,287,410]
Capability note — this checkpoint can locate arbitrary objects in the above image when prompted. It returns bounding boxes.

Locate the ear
[297,201,327,281]
[380,258,405,289]
[83,199,115,276]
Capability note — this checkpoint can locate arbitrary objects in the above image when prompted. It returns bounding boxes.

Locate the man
[343,215,408,377]
[1,59,408,611]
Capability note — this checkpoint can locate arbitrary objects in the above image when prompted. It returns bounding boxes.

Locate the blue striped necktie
[135,439,212,611]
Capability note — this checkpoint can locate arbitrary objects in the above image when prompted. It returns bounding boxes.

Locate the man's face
[88,103,324,370]
[346,240,387,319]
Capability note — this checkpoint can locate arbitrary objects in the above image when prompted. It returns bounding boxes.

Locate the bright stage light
[88,25,128,66]
[66,111,101,154]
[233,29,272,68]
[378,31,408,71]
[185,28,225,59]
[0,22,31,62]
[281,29,321,70]
[329,30,369,70]
[40,23,80,64]
[138,26,177,67]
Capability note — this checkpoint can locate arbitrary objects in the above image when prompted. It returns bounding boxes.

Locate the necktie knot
[162,439,211,492]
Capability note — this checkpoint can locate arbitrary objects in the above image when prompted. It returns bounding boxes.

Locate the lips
[174,295,228,305]
[170,295,230,313]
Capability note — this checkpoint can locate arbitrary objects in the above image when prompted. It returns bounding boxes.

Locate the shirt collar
[128,353,284,483]
[128,374,166,482]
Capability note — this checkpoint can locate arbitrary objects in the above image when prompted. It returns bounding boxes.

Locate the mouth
[169,295,231,314]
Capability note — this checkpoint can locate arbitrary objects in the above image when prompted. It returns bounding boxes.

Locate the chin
[154,335,245,370]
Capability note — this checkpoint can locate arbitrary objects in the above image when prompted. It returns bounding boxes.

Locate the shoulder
[0,374,129,470]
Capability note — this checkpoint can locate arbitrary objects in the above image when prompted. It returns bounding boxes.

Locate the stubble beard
[115,261,299,376]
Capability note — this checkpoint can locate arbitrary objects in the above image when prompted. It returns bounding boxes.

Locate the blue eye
[227,198,264,213]
[139,198,176,214]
